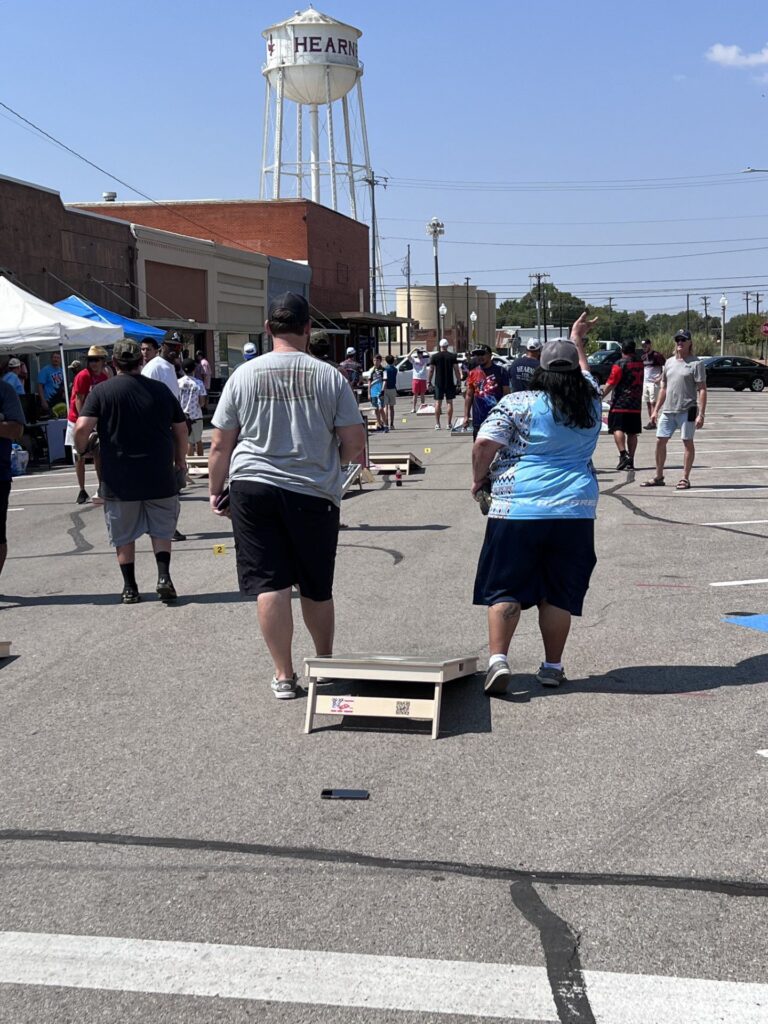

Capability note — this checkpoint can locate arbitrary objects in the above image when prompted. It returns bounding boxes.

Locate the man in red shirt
[66,345,109,504]
[601,340,644,471]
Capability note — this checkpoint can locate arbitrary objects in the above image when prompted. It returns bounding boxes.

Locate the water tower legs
[325,67,338,211]
[297,105,303,198]
[341,95,357,219]
[272,68,285,200]
[259,78,271,200]
[310,105,320,204]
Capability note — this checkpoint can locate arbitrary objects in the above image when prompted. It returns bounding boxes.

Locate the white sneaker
[434,424,442,430]
[271,674,298,699]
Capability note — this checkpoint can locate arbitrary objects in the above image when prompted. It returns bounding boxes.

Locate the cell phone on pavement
[321,789,369,800]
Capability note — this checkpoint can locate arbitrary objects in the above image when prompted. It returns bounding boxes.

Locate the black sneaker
[76,489,89,505]
[120,584,140,605]
[484,661,511,696]
[156,575,177,602]
[172,529,186,542]
[616,452,630,471]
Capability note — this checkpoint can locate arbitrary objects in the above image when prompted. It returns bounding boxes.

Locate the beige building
[395,284,496,348]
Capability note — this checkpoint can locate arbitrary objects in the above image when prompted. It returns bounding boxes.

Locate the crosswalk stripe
[1,931,767,1023]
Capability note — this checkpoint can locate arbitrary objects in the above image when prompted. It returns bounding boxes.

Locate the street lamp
[426,217,445,346]
[719,294,728,356]
[439,302,447,339]
[470,310,477,346]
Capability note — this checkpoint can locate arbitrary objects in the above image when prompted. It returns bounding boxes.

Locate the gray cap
[539,338,580,372]
[113,339,141,362]
[526,338,542,351]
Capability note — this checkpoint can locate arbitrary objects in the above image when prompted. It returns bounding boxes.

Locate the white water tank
[262,6,362,105]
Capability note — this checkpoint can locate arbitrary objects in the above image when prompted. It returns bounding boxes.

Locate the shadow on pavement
[0,591,245,608]
[491,654,768,699]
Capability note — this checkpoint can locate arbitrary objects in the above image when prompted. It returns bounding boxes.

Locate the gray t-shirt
[212,351,362,506]
[661,355,706,413]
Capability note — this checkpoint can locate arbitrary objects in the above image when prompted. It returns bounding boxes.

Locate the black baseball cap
[163,331,183,348]
[471,344,492,355]
[674,329,692,341]
[268,291,310,326]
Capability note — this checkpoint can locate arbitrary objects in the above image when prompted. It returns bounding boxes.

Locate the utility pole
[700,296,710,342]
[607,297,613,339]
[744,290,751,349]
[755,291,763,357]
[403,245,412,353]
[426,217,445,347]
[529,272,550,344]
[364,172,387,314]
[464,276,470,352]
[686,294,690,331]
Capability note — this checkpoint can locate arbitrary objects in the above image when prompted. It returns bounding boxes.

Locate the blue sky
[2,0,768,319]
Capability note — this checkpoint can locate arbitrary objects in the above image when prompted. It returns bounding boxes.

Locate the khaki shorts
[642,380,660,405]
[188,418,204,444]
[383,388,397,407]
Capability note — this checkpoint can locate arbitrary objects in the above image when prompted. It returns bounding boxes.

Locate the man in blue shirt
[383,354,398,430]
[2,359,25,396]
[0,380,25,578]
[36,352,65,414]
[509,339,542,391]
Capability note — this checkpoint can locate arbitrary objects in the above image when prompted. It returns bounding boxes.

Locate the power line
[381,234,768,249]
[378,213,768,227]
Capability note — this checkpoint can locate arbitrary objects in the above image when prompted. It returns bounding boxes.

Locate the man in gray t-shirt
[642,330,707,491]
[209,292,366,701]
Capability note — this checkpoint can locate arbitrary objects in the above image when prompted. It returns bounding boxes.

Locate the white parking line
[757,750,768,758]
[710,578,768,587]
[703,520,768,526]
[9,485,79,494]
[0,931,767,1023]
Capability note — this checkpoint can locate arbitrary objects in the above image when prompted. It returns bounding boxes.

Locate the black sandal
[641,477,665,487]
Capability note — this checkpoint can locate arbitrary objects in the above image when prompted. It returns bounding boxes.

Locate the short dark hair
[140,337,159,350]
[385,354,395,364]
[622,340,636,354]
[267,292,310,336]
[182,358,196,373]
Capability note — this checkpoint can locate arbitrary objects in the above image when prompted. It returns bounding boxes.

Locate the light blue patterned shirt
[477,372,602,520]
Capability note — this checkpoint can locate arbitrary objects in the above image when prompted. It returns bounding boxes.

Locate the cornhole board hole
[303,654,479,740]
[341,463,363,495]
[368,451,423,475]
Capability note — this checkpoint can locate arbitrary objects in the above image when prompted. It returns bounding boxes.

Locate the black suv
[700,356,768,392]
[586,348,622,384]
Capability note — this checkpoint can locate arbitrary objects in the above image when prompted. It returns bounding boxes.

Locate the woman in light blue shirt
[472,313,601,695]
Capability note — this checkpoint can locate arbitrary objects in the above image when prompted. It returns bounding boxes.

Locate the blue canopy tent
[53,296,166,342]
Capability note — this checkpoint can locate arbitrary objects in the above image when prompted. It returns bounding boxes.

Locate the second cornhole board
[303,654,478,740]
[368,451,423,475]
[451,419,473,436]
[186,456,209,467]
[341,463,363,495]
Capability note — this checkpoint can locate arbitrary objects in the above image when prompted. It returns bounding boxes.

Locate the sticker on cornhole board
[723,614,768,633]
[329,697,356,714]
[213,544,228,556]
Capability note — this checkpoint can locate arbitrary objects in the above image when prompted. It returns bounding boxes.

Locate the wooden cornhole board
[303,654,479,740]
[341,463,363,495]
[186,456,208,467]
[451,419,473,436]
[368,451,423,475]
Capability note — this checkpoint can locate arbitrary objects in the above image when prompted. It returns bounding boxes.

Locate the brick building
[70,198,369,318]
[0,174,136,315]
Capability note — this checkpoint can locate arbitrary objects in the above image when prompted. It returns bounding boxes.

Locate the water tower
[260,6,373,220]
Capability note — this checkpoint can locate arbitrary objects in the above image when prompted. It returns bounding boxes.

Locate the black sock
[155,551,171,577]
[120,562,137,588]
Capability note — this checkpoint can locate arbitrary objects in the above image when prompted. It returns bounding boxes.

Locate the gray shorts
[103,496,180,547]
[384,388,397,407]
[188,418,203,444]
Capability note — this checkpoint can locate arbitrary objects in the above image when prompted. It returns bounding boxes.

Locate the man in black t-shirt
[75,339,188,605]
[601,340,644,471]
[428,339,462,430]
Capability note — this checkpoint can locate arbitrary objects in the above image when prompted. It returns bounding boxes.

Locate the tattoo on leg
[502,602,521,620]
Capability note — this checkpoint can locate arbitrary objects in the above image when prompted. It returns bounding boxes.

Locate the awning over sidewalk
[54,296,165,341]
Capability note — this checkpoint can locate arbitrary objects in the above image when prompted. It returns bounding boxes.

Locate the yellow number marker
[213,544,228,556]
[424,447,432,454]
[402,418,407,423]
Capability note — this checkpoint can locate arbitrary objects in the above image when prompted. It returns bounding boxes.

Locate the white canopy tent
[0,276,123,407]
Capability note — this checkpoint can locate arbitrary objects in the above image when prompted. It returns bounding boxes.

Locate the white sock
[489,654,509,668]
[543,661,563,671]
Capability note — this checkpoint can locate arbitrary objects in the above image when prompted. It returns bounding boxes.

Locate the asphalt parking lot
[0,389,766,1023]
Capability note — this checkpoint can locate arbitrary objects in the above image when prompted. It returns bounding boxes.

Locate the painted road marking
[723,615,768,633]
[9,484,79,494]
[711,578,768,588]
[703,520,768,526]
[757,750,768,758]
[1,932,767,1022]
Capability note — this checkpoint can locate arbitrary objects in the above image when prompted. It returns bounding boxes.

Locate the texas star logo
[267,34,275,55]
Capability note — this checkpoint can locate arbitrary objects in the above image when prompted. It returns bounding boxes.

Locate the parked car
[700,356,768,392]
[586,347,622,384]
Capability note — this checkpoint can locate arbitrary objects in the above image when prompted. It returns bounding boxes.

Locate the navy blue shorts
[473,518,596,616]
